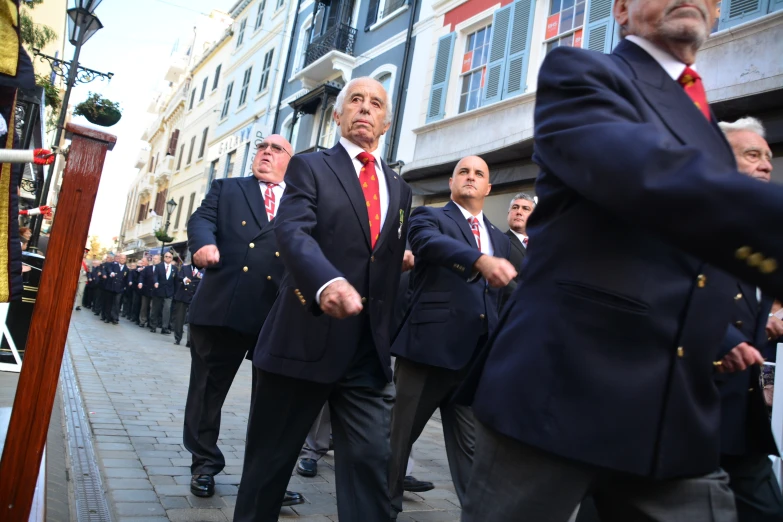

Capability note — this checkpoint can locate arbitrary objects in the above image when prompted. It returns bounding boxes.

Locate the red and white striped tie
[522,236,528,248]
[264,182,278,222]
[469,216,481,251]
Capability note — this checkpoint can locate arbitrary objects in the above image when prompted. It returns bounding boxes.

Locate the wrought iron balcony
[305,23,357,67]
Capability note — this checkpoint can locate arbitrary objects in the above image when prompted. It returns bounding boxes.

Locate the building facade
[401,0,783,226]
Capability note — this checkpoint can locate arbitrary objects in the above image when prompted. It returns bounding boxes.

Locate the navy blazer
[152,262,176,298]
[467,40,783,480]
[500,229,526,310]
[137,265,155,297]
[254,143,413,384]
[99,262,112,289]
[392,201,510,370]
[187,176,284,337]
[173,264,201,304]
[716,285,777,457]
[104,262,130,294]
[88,265,101,287]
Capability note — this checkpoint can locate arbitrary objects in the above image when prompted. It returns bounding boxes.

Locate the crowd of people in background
[75,249,202,346]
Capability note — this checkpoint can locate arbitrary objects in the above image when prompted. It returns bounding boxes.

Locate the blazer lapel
[484,217,507,258]
[323,144,372,249]
[506,230,526,259]
[239,175,270,230]
[613,41,734,167]
[373,161,402,253]
[443,201,477,247]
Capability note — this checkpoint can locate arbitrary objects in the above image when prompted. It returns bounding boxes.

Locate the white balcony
[135,149,150,170]
[164,53,189,83]
[136,215,163,241]
[154,156,175,185]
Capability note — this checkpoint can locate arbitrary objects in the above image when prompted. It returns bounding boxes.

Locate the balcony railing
[305,23,357,67]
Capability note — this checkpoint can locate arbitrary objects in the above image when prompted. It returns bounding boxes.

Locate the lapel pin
[398,209,405,240]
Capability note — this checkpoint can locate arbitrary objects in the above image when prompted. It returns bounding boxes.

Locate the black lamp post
[28,0,113,252]
[160,198,177,256]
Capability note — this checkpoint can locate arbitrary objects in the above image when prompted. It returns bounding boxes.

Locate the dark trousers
[462,420,737,522]
[130,292,141,323]
[83,286,93,308]
[184,325,256,475]
[722,452,783,522]
[150,296,172,330]
[93,287,103,315]
[172,300,189,342]
[234,361,394,522]
[389,357,476,516]
[103,292,121,322]
[139,295,151,326]
[121,291,133,316]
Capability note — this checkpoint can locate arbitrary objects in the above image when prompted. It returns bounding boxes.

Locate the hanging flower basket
[154,229,174,243]
[73,92,122,127]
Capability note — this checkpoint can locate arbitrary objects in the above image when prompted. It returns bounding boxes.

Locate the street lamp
[160,198,178,257]
[28,0,113,252]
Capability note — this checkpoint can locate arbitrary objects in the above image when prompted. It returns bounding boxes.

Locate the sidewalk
[66,309,461,521]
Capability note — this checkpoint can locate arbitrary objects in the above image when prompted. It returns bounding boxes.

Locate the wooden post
[0,124,116,521]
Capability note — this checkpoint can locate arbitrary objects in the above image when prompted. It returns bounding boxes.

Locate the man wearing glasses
[184,134,303,508]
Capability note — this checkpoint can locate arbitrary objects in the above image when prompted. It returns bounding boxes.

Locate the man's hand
[473,255,518,288]
[154,283,159,289]
[183,277,191,285]
[320,280,363,319]
[193,245,220,267]
[717,342,764,373]
[402,250,414,272]
[137,283,143,289]
[110,272,116,278]
[766,315,783,342]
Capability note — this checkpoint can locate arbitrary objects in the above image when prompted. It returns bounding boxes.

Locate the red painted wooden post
[0,124,116,521]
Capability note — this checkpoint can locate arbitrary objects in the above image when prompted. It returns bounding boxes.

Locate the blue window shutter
[503,0,536,98]
[483,4,513,105]
[426,33,456,123]
[583,0,614,54]
[768,0,783,13]
[719,0,764,29]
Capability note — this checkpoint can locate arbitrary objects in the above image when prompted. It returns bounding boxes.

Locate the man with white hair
[234,77,413,522]
[719,117,773,182]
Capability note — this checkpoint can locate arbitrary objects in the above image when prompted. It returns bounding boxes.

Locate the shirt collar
[452,200,484,227]
[259,179,286,190]
[340,137,383,166]
[625,35,693,81]
[510,230,528,244]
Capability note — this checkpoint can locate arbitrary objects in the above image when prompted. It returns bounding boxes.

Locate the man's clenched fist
[320,279,363,319]
[473,255,517,288]
[193,245,220,267]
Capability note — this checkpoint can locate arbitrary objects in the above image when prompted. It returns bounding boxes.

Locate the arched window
[377,72,392,93]
[319,104,339,148]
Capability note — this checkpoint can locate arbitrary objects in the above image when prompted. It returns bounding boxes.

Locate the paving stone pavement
[66,309,461,521]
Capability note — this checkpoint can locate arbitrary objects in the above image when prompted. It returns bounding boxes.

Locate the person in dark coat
[102,253,129,325]
[137,255,157,328]
[500,193,534,310]
[121,261,136,318]
[93,253,112,318]
[130,258,147,324]
[172,263,200,345]
[151,251,176,334]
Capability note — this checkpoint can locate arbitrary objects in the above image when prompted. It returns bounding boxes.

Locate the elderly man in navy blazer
[233,77,413,522]
[389,155,515,518]
[184,134,301,507]
[461,1,783,521]
[103,253,129,325]
[151,251,176,334]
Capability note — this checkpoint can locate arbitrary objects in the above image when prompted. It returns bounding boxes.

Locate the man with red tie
[184,135,302,508]
[460,0,783,521]
[234,77,413,522]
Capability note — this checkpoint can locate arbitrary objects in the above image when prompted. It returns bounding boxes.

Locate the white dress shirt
[165,263,171,279]
[452,200,494,256]
[510,230,528,248]
[258,180,286,219]
[315,138,391,304]
[625,35,694,81]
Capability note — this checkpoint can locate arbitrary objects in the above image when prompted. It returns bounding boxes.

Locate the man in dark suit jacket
[95,253,113,319]
[461,2,783,521]
[500,193,535,309]
[389,155,515,518]
[151,251,176,334]
[171,263,200,346]
[184,134,300,506]
[137,256,155,328]
[234,77,413,522]
[85,258,101,310]
[103,253,129,325]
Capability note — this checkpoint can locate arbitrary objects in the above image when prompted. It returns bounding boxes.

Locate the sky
[54,0,234,247]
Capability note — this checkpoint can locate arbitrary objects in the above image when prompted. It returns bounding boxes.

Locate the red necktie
[469,216,481,251]
[678,67,710,120]
[264,182,278,222]
[522,236,528,248]
[357,152,381,249]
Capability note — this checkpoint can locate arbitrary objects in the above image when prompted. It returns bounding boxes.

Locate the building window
[459,25,492,113]
[212,64,221,91]
[224,151,236,178]
[255,0,266,30]
[220,81,234,119]
[236,18,247,47]
[187,135,196,165]
[154,188,167,215]
[148,154,154,172]
[366,0,406,28]
[276,0,283,10]
[189,88,196,110]
[298,23,313,71]
[377,72,392,92]
[186,192,196,225]
[198,128,208,159]
[173,196,184,229]
[240,142,251,177]
[176,144,185,170]
[258,49,274,93]
[207,159,218,186]
[545,0,586,53]
[199,77,208,101]
[238,67,252,107]
[319,104,339,148]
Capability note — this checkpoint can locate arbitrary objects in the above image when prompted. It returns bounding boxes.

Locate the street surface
[66,310,461,521]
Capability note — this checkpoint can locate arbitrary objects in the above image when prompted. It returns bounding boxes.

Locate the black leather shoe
[403,476,434,493]
[296,458,317,477]
[190,474,214,497]
[112,321,119,325]
[174,339,180,345]
[161,329,171,335]
[186,342,191,348]
[282,490,305,507]
[149,328,156,333]
[75,306,81,311]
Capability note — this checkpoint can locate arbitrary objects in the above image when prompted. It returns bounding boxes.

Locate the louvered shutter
[426,33,456,123]
[483,4,512,105]
[504,0,535,98]
[583,0,614,54]
[719,0,764,29]
[167,129,179,156]
[771,0,783,13]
